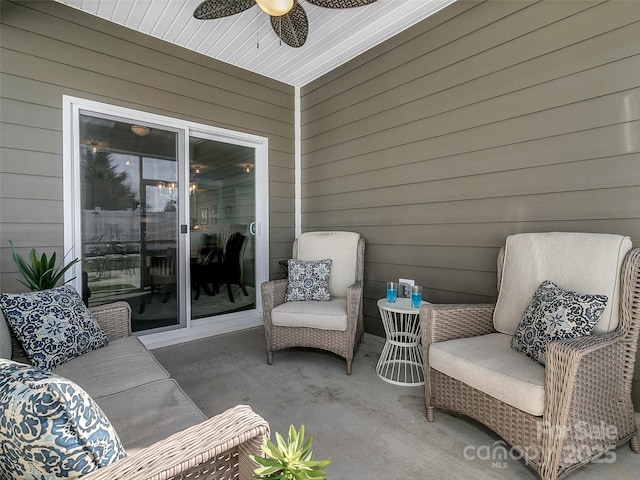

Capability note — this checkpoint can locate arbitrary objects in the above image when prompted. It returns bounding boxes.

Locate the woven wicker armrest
[261,279,288,313]
[346,280,362,317]
[544,331,626,407]
[420,303,496,344]
[547,331,623,360]
[84,404,269,480]
[346,280,363,331]
[90,301,131,340]
[542,332,634,475]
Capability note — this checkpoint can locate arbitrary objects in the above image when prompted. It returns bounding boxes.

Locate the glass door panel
[189,136,256,320]
[79,113,180,332]
[70,98,268,339]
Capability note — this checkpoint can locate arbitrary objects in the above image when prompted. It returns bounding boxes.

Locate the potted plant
[251,424,330,480]
[9,241,79,291]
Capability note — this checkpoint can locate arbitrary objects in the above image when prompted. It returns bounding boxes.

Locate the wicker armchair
[261,231,365,374]
[420,233,640,480]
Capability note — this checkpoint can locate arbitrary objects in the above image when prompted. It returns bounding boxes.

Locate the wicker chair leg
[630,435,640,453]
[346,359,352,375]
[267,352,273,365]
[426,406,434,422]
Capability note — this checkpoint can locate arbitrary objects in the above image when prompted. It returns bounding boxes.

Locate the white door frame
[63,96,269,348]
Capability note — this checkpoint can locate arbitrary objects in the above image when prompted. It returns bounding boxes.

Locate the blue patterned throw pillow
[0,286,108,370]
[285,259,332,301]
[0,359,126,479]
[511,280,608,365]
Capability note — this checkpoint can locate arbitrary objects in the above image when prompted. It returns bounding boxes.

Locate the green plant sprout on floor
[9,240,79,291]
[251,424,330,480]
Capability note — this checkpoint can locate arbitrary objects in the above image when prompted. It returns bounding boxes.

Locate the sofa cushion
[430,333,545,416]
[53,336,169,399]
[294,232,360,299]
[0,313,11,359]
[0,359,126,479]
[493,232,631,335]
[96,379,207,453]
[0,286,108,370]
[272,298,348,331]
[511,281,607,365]
[286,259,332,302]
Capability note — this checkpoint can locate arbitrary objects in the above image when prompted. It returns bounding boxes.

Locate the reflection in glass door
[79,113,180,332]
[188,137,256,320]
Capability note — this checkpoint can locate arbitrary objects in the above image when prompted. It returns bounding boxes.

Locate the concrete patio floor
[153,327,640,480]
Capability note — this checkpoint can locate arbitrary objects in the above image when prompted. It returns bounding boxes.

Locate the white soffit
[55,0,456,87]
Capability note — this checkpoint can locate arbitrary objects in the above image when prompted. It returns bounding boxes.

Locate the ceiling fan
[193,0,378,48]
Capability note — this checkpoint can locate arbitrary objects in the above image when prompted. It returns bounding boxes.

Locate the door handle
[250,222,256,236]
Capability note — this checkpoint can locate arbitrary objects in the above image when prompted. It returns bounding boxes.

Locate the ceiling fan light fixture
[131,124,151,136]
[256,0,294,16]
[194,0,376,49]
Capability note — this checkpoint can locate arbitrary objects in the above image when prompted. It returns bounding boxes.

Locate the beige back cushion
[493,232,632,335]
[294,231,361,299]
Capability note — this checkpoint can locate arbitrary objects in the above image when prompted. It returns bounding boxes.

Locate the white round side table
[376,297,427,386]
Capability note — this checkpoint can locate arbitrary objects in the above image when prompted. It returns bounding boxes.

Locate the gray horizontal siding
[300,0,640,404]
[0,0,295,291]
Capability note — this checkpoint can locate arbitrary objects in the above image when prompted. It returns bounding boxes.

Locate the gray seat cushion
[53,336,169,399]
[0,313,13,359]
[96,379,207,452]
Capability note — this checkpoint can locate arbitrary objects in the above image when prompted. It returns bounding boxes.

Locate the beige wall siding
[300,0,640,405]
[0,0,296,291]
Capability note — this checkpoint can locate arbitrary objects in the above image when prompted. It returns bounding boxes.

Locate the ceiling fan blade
[270,2,308,48]
[305,0,377,8]
[193,0,255,20]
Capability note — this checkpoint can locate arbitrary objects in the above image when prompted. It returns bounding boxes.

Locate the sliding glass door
[78,113,181,332]
[65,98,268,336]
[188,137,256,320]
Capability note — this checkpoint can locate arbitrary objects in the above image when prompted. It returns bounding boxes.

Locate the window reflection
[77,113,259,332]
[188,137,256,320]
[79,114,179,332]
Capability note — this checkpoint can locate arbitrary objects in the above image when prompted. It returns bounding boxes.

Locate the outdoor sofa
[0,298,269,479]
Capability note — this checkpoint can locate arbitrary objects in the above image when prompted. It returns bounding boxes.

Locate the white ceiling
[55,0,456,87]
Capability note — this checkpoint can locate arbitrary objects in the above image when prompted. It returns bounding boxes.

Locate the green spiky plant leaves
[9,241,79,291]
[251,425,330,480]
